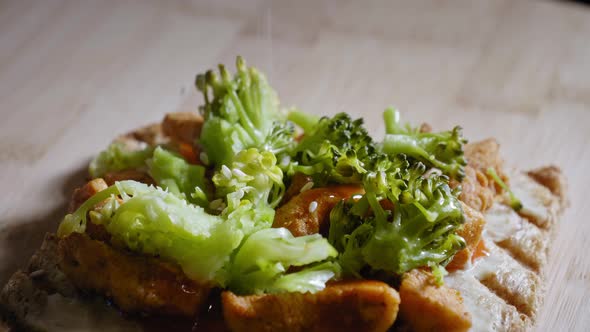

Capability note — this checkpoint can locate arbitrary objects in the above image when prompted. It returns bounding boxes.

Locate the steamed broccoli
[328,162,466,278]
[291,112,378,185]
[196,57,295,167]
[381,108,467,180]
[212,148,285,210]
[89,142,153,178]
[147,147,210,207]
[287,109,320,134]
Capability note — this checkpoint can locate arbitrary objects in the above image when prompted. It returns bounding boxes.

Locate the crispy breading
[119,123,167,146]
[103,169,154,186]
[58,232,211,317]
[272,185,364,237]
[162,112,204,145]
[447,202,486,271]
[281,172,313,205]
[459,166,496,212]
[222,280,400,332]
[68,178,108,213]
[464,139,505,177]
[399,269,471,332]
[526,165,567,206]
[459,139,510,213]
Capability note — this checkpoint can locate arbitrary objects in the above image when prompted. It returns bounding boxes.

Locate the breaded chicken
[459,139,509,213]
[399,269,471,332]
[273,185,364,237]
[58,232,211,317]
[446,202,486,271]
[68,178,109,213]
[162,112,204,145]
[281,172,313,205]
[222,280,400,332]
[272,185,364,236]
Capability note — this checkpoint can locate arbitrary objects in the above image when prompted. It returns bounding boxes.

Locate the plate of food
[0,57,567,332]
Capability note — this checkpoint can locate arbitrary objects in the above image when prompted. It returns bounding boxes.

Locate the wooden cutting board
[1,0,589,331]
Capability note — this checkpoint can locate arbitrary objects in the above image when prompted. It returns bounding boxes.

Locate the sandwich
[0,57,567,331]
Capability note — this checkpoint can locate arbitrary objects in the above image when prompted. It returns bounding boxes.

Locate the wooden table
[1,0,588,330]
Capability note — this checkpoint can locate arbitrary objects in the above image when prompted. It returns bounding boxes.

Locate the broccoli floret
[212,148,285,210]
[381,108,467,180]
[196,56,295,167]
[328,162,466,278]
[291,112,378,185]
[89,142,154,178]
[147,147,210,207]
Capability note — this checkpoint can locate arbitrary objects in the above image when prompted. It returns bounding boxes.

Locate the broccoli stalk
[381,108,467,180]
[487,167,523,211]
[287,109,320,134]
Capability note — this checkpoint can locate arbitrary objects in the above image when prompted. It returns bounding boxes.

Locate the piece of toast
[0,167,565,332]
[0,118,567,331]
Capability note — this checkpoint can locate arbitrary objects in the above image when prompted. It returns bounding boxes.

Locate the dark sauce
[137,289,229,332]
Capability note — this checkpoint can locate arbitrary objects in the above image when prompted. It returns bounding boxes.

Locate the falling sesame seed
[309,201,318,213]
[352,194,363,200]
[200,152,209,165]
[221,165,232,179]
[300,181,314,193]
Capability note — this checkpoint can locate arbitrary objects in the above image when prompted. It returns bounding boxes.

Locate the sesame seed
[221,165,232,179]
[309,201,318,213]
[232,168,247,178]
[300,181,314,193]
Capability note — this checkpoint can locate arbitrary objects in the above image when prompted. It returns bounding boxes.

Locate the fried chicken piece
[162,112,204,145]
[68,178,108,213]
[58,232,211,317]
[458,139,510,213]
[446,202,486,271]
[281,172,313,205]
[458,166,495,212]
[272,185,364,237]
[118,123,167,146]
[103,169,154,186]
[399,269,471,332]
[222,280,400,332]
[464,138,505,177]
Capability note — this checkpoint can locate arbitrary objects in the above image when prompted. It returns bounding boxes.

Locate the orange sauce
[178,143,200,165]
[471,239,489,262]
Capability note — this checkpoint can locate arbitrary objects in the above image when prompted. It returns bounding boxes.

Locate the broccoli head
[380,108,467,180]
[328,162,466,278]
[291,112,378,185]
[196,56,294,167]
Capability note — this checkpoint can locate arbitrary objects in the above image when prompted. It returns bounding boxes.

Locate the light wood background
[1,0,589,330]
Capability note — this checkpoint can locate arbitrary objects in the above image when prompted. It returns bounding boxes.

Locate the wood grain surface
[1,0,589,331]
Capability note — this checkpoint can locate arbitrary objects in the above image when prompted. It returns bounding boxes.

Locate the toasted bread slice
[443,167,566,331]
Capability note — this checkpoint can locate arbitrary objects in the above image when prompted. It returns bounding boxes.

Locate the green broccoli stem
[383,107,401,135]
[381,135,451,171]
[486,167,523,211]
[287,109,320,134]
